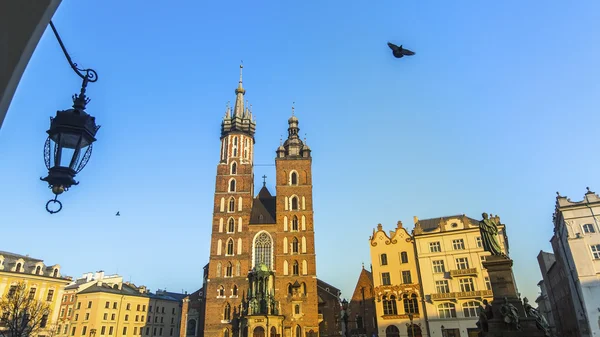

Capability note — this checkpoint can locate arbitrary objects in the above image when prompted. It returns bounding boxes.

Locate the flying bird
[116,211,120,216]
[387,42,415,58]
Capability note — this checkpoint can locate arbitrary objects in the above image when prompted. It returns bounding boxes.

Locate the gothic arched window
[228,218,235,233]
[218,286,224,297]
[231,162,237,175]
[228,198,235,212]
[233,285,238,296]
[226,262,233,277]
[291,197,298,210]
[291,172,298,185]
[292,261,299,275]
[229,179,236,192]
[227,239,234,256]
[292,216,299,231]
[292,237,299,254]
[254,232,272,268]
[223,303,231,321]
[295,326,301,337]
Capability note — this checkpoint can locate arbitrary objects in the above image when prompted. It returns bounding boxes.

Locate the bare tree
[0,282,50,337]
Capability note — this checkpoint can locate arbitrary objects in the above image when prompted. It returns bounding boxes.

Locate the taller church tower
[204,67,321,337]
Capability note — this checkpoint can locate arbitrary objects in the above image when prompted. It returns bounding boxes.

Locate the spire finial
[280,136,283,145]
[362,262,365,269]
[239,61,243,84]
[262,175,267,187]
[292,101,295,116]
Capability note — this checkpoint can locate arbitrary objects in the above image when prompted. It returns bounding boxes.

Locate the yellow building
[0,251,72,336]
[412,214,508,337]
[369,222,426,337]
[55,279,184,337]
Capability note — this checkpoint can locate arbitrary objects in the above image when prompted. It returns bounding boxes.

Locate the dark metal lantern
[41,21,101,214]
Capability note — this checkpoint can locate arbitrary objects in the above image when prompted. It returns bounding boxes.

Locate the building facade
[0,251,71,337]
[203,65,321,337]
[534,276,556,337]
[345,267,377,337]
[370,222,425,337]
[316,280,341,337]
[412,215,507,337]
[55,279,184,337]
[546,190,600,337]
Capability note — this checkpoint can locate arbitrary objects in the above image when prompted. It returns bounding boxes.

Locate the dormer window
[35,266,41,275]
[15,263,22,272]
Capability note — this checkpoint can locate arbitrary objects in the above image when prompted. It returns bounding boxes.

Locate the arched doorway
[406,325,421,337]
[253,327,265,337]
[270,327,277,337]
[385,326,399,337]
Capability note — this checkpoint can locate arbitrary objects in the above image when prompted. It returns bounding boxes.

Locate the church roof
[249,186,276,224]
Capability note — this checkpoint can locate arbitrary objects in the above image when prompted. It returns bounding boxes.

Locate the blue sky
[1,0,600,302]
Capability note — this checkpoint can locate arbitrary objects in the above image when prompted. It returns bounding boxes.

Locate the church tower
[204,68,321,337]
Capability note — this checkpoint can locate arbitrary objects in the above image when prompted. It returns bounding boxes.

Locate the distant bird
[387,42,415,58]
[116,212,120,216]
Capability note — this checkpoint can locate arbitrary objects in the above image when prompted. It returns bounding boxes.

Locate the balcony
[430,290,492,301]
[449,268,478,277]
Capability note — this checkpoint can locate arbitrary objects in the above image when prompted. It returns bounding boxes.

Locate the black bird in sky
[387,42,415,58]
[116,211,120,216]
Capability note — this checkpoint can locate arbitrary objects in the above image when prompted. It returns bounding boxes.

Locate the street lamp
[341,299,349,337]
[40,21,100,214]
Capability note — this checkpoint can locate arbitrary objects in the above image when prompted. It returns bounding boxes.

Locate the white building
[412,214,508,337]
[551,189,600,337]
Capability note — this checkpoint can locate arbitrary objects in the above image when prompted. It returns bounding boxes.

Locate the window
[435,280,449,293]
[294,304,300,315]
[135,315,139,322]
[456,257,470,270]
[459,278,475,292]
[85,313,90,320]
[591,244,600,259]
[292,237,299,254]
[8,286,16,298]
[292,261,299,275]
[292,216,299,231]
[229,179,236,192]
[224,329,230,337]
[403,294,419,314]
[15,263,22,272]
[476,237,483,248]
[72,327,76,336]
[123,327,127,335]
[29,288,36,300]
[233,285,238,296]
[402,271,412,284]
[109,327,114,335]
[101,327,106,335]
[382,295,397,315]
[172,308,175,315]
[291,197,298,210]
[254,232,272,268]
[295,326,302,337]
[381,272,391,285]
[134,328,138,335]
[105,301,110,309]
[429,242,441,252]
[111,314,115,320]
[463,301,480,318]
[380,254,388,266]
[400,252,408,263]
[170,328,173,336]
[582,223,596,233]
[227,218,235,233]
[432,260,445,273]
[480,256,486,265]
[218,286,225,297]
[47,289,54,301]
[41,314,48,328]
[82,327,87,335]
[223,303,231,321]
[485,276,492,290]
[438,303,457,318]
[227,239,234,255]
[452,239,465,250]
[75,314,79,321]
[291,172,298,185]
[233,137,238,157]
[143,305,146,311]
[231,162,237,175]
[113,302,117,309]
[126,303,130,310]
[61,308,65,317]
[124,315,128,321]
[226,263,233,277]
[228,198,235,212]
[88,301,93,309]
[76,302,81,309]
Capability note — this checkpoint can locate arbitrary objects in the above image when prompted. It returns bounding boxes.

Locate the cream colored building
[412,214,507,337]
[0,251,72,337]
[55,278,185,337]
[370,222,427,337]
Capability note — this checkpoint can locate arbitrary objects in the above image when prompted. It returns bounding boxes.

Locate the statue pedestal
[481,256,546,337]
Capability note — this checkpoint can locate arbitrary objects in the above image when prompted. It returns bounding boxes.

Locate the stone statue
[483,299,493,319]
[500,297,521,330]
[479,213,506,256]
[476,306,489,332]
[523,297,550,336]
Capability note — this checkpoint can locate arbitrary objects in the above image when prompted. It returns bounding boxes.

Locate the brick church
[203,65,322,337]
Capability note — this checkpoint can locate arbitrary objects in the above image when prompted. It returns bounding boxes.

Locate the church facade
[203,66,321,337]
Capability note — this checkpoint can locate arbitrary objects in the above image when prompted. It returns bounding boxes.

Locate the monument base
[481,256,547,337]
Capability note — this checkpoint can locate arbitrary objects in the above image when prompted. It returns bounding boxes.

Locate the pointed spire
[233,63,245,117]
[225,101,231,118]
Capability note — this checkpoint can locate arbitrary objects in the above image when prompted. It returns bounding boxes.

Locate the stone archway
[253,327,265,337]
[385,326,399,337]
[270,326,277,337]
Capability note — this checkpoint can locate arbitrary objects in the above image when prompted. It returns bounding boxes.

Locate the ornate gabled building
[369,222,424,337]
[203,65,321,337]
[412,214,507,337]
